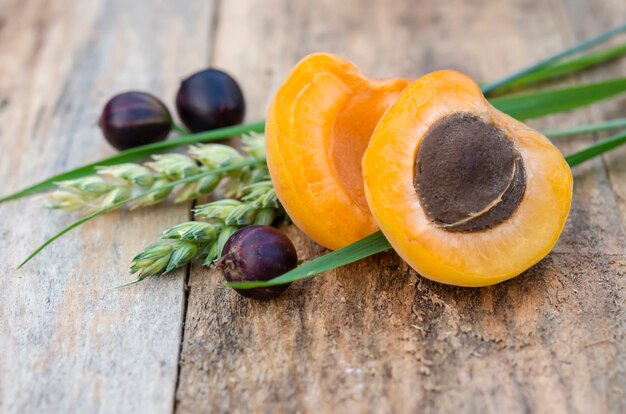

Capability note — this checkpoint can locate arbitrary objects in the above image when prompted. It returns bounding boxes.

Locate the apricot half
[362,70,573,287]
[266,53,410,250]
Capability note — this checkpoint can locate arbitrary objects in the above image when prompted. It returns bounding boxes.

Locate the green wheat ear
[18,158,268,270]
[1,120,267,204]
[42,134,270,214]
[126,179,287,281]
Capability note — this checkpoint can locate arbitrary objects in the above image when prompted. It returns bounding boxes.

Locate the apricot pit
[414,112,526,232]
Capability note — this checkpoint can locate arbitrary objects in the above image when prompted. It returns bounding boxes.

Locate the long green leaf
[490,78,626,120]
[487,42,626,94]
[228,129,626,289]
[0,120,266,203]
[227,231,392,289]
[481,23,626,93]
[17,158,266,269]
[543,118,626,138]
[565,129,626,166]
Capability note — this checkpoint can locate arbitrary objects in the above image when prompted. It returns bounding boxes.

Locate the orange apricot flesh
[266,53,410,250]
[362,70,573,286]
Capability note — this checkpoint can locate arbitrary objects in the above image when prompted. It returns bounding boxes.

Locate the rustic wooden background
[1,0,625,413]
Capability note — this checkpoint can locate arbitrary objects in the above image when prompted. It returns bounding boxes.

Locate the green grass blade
[543,118,626,138]
[487,42,626,94]
[490,78,626,120]
[565,129,626,166]
[17,158,266,269]
[0,120,266,204]
[229,129,626,289]
[481,23,626,94]
[226,231,392,289]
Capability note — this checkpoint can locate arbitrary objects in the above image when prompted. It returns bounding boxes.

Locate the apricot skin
[362,70,573,287]
[266,53,410,250]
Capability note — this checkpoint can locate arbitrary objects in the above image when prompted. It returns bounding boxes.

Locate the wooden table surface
[1,0,625,413]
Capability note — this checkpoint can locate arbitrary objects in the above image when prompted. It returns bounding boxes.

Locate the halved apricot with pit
[266,53,410,250]
[362,70,573,286]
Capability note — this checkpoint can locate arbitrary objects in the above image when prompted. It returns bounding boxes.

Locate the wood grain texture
[1,0,625,413]
[0,0,215,412]
[175,0,626,413]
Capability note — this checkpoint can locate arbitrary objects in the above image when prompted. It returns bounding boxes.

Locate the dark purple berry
[98,91,172,151]
[218,226,297,301]
[175,69,245,133]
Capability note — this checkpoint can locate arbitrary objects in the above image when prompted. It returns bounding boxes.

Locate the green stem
[228,231,393,289]
[543,118,626,138]
[481,23,626,94]
[489,42,626,94]
[565,129,626,167]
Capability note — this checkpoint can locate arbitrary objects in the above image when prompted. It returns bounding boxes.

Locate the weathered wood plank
[552,3,626,412]
[0,0,215,412]
[176,0,626,413]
